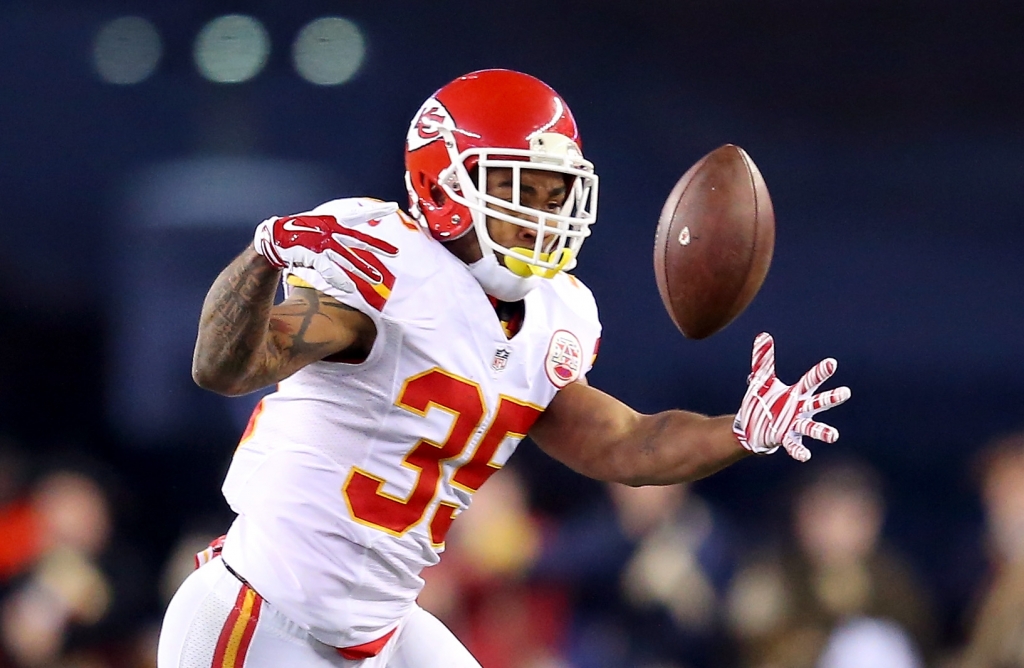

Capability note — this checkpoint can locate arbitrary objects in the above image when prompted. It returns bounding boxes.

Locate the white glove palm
[733,332,851,462]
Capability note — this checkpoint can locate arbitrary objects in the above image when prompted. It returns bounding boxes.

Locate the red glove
[733,333,851,462]
[253,201,399,293]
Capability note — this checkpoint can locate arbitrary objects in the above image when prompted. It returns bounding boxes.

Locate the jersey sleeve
[587,336,601,376]
[553,272,603,379]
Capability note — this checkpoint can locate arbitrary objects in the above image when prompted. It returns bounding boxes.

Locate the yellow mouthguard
[503,247,573,279]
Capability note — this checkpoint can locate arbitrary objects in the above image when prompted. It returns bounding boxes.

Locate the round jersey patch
[545,330,583,388]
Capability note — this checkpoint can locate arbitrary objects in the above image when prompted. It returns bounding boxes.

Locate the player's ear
[428,180,446,207]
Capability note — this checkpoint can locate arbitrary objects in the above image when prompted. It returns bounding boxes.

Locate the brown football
[653,144,775,339]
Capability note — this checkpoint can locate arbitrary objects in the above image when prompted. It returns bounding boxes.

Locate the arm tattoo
[193,248,282,390]
[321,301,359,312]
[642,412,673,456]
[264,290,349,369]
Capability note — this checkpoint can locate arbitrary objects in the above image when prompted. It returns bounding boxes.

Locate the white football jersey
[219,197,601,649]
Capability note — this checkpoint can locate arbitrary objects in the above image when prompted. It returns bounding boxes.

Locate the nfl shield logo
[492,347,511,372]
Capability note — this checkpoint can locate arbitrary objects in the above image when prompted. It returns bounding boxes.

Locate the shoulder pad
[549,272,601,329]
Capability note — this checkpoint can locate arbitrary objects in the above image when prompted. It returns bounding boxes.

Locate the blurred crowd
[3,431,1024,668]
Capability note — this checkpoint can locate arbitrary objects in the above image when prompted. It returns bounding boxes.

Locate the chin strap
[467,253,538,301]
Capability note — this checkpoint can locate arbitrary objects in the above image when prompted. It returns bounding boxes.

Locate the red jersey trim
[337,628,397,660]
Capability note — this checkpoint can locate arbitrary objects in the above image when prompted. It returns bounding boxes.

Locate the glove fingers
[796,358,837,395]
[352,200,399,221]
[792,417,839,444]
[336,201,400,246]
[782,432,812,462]
[311,255,355,294]
[800,386,852,415]
[332,226,400,257]
[325,246,384,285]
[750,333,776,381]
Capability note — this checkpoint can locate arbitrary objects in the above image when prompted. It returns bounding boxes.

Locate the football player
[157,69,850,668]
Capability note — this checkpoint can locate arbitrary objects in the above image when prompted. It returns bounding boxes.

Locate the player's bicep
[263,287,375,377]
[529,381,641,482]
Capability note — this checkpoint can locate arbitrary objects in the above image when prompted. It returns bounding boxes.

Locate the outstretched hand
[733,332,851,462]
[253,201,399,293]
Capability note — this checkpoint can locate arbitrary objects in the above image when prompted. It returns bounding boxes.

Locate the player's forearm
[192,247,280,396]
[533,383,750,486]
[613,411,750,486]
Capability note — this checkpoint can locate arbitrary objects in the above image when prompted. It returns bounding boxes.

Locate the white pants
[157,557,481,668]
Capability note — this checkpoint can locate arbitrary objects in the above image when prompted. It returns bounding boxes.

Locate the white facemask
[435,128,598,277]
[467,253,539,301]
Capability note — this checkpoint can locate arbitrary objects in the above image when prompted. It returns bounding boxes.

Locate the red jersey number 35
[342,368,542,547]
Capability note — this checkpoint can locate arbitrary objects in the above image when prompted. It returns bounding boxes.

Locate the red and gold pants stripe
[211,584,262,668]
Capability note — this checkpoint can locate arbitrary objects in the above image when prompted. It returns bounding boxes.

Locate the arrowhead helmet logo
[407,97,456,151]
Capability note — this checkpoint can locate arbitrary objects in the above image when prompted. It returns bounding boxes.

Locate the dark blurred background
[1,1,1022,667]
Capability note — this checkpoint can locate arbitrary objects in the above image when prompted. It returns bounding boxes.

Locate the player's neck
[487,295,525,339]
[442,234,481,264]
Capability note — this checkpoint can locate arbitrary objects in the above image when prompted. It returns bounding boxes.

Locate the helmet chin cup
[504,247,573,279]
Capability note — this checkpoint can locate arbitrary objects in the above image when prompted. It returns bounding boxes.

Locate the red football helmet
[404,69,598,278]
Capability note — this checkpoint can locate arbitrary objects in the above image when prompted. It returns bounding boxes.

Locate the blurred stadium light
[292,17,366,86]
[193,14,269,84]
[92,16,162,85]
